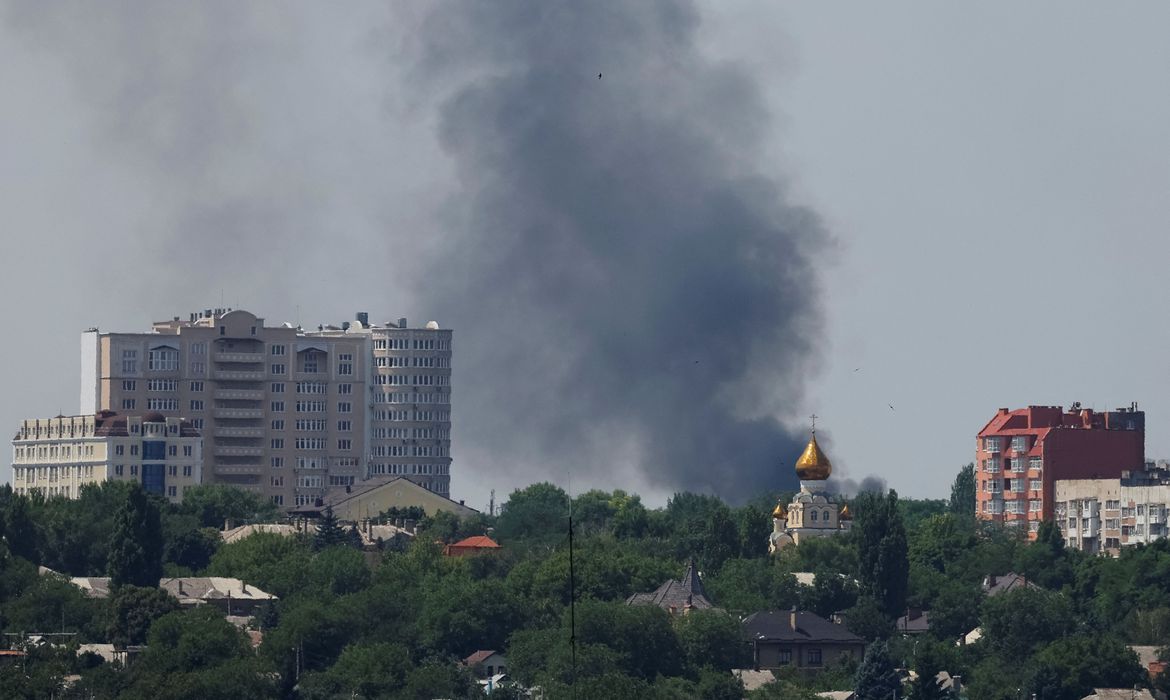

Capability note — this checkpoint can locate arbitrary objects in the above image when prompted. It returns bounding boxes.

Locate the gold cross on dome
[810,413,818,434]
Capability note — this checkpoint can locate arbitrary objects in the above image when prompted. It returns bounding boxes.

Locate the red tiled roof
[450,536,500,549]
[463,650,497,666]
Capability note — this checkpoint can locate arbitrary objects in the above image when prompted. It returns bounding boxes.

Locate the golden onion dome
[795,433,832,481]
[772,502,787,519]
[839,504,852,521]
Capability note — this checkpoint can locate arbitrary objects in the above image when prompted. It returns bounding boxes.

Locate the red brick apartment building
[976,404,1144,538]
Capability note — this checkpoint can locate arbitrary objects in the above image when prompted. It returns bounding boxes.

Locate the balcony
[214,389,264,401]
[215,427,265,438]
[213,465,264,475]
[213,408,264,419]
[214,370,265,381]
[213,446,264,457]
[213,352,264,363]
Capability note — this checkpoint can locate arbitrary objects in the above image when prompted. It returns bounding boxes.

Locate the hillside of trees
[0,468,1169,699]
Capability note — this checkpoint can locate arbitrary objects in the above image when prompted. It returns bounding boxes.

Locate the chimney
[789,607,798,632]
[177,580,184,596]
[398,317,407,329]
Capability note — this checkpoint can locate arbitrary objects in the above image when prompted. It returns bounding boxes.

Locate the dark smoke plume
[411,2,830,501]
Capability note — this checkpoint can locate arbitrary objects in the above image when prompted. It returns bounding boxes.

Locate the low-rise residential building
[64,575,274,615]
[626,561,716,614]
[290,477,478,522]
[463,650,508,678]
[1055,463,1170,554]
[443,536,501,558]
[742,610,864,671]
[11,411,202,502]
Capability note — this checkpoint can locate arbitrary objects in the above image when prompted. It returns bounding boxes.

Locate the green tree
[1026,635,1145,700]
[948,463,975,517]
[180,484,279,528]
[845,595,894,642]
[206,531,311,598]
[906,641,948,700]
[855,489,909,618]
[108,584,179,647]
[298,642,413,699]
[981,586,1075,660]
[496,482,568,543]
[313,506,347,550]
[854,641,901,700]
[4,494,39,562]
[676,609,748,672]
[107,485,164,588]
[734,505,770,558]
[165,527,221,572]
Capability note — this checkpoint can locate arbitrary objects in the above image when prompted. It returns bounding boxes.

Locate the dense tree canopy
[1,466,1167,698]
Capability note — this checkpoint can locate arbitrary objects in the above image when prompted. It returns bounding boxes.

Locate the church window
[811,510,818,522]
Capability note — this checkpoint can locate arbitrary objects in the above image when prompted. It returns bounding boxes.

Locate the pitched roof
[288,476,479,517]
[626,561,715,611]
[450,536,500,549]
[741,610,863,644]
[982,572,1040,596]
[1083,690,1156,700]
[463,650,500,666]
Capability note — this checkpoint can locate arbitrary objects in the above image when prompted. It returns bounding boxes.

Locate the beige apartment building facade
[80,308,452,507]
[11,412,202,502]
[1054,463,1170,555]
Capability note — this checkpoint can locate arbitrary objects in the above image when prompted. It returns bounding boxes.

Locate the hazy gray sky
[2,2,1168,508]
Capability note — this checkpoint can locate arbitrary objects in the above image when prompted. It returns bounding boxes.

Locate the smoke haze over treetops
[2,1,834,502]
[411,1,830,501]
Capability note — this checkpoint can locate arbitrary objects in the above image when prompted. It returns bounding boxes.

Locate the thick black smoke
[411,2,830,501]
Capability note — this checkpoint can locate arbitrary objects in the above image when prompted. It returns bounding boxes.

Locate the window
[295,437,327,450]
[271,476,284,487]
[337,420,352,432]
[192,418,203,430]
[1105,500,1120,511]
[130,464,138,476]
[122,380,137,391]
[810,510,818,522]
[168,464,177,475]
[190,381,204,392]
[190,362,205,375]
[271,419,285,431]
[122,349,139,374]
[130,445,139,456]
[190,400,204,411]
[270,363,286,375]
[303,352,320,373]
[272,495,284,506]
[183,465,192,477]
[271,383,285,393]
[1029,500,1042,512]
[271,345,286,356]
[115,445,125,456]
[983,437,1001,452]
[168,445,177,457]
[1010,458,1024,472]
[338,353,353,376]
[1029,479,1042,491]
[338,402,352,414]
[147,398,179,411]
[296,382,327,394]
[807,649,822,666]
[148,347,179,371]
[271,457,284,468]
[148,379,178,392]
[338,439,352,451]
[338,383,353,395]
[115,464,124,476]
[191,342,205,355]
[271,401,285,413]
[271,439,284,449]
[121,398,137,410]
[1011,435,1029,452]
[1029,457,1042,470]
[296,400,326,413]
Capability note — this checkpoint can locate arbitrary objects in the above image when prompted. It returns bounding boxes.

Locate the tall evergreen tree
[854,641,901,700]
[314,506,347,550]
[107,486,163,588]
[948,463,975,517]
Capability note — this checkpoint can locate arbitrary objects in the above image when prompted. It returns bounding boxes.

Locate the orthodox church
[768,426,852,553]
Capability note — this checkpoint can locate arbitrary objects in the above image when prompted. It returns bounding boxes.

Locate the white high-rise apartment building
[81,308,453,507]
